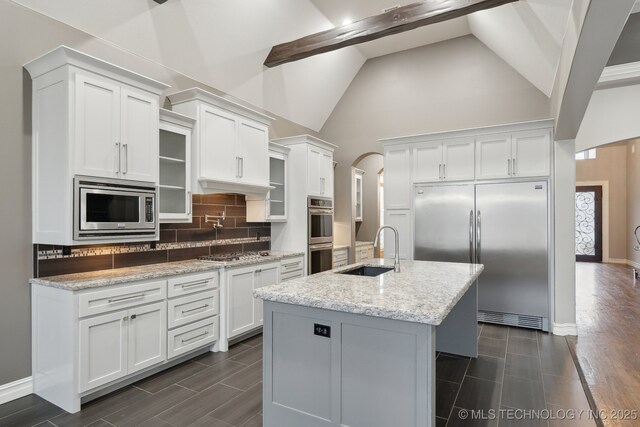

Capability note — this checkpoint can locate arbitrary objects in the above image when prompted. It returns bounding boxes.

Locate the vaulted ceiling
[12,0,574,131]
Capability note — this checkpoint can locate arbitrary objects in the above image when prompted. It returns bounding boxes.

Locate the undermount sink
[338,266,394,277]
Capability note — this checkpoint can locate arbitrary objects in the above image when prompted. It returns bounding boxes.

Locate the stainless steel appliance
[308,196,333,274]
[74,176,158,240]
[414,181,549,330]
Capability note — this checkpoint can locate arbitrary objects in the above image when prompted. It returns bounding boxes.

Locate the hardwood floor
[0,324,591,426]
[569,262,640,427]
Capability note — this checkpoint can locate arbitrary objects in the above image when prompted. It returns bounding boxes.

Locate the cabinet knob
[123,316,129,321]
[130,314,137,320]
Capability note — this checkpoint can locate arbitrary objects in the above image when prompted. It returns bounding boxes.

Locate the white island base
[262,281,478,427]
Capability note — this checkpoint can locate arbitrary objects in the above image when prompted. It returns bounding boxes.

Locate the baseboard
[0,377,33,405]
[553,323,578,336]
[607,258,628,264]
[627,259,640,269]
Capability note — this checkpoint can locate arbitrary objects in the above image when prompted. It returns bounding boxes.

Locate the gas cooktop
[198,251,271,262]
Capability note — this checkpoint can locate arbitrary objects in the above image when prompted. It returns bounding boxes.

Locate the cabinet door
[120,87,159,183]
[354,172,363,222]
[384,147,412,209]
[384,210,412,260]
[200,105,238,182]
[255,264,279,325]
[412,142,442,182]
[307,147,322,196]
[159,122,192,223]
[227,267,257,338]
[268,154,287,220]
[443,138,475,182]
[238,120,269,185]
[127,302,166,375]
[79,310,127,392]
[475,134,512,180]
[320,150,334,198]
[511,130,551,177]
[74,73,121,179]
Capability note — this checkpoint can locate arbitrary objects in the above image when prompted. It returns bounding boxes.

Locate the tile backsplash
[34,194,270,278]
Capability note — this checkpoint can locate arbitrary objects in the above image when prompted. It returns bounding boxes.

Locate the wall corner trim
[0,376,33,405]
[553,323,578,336]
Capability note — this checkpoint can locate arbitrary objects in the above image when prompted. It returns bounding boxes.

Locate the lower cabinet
[384,209,412,260]
[355,243,374,263]
[227,262,279,339]
[333,247,349,268]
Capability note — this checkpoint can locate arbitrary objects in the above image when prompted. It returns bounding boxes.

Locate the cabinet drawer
[333,250,348,262]
[333,259,348,268]
[78,280,166,318]
[281,269,304,282]
[167,272,218,298]
[280,257,304,274]
[168,290,219,329]
[168,317,218,360]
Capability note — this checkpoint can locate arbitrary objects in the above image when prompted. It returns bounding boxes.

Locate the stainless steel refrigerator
[414,181,549,331]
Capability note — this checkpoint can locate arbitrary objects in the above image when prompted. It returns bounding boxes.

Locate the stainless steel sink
[338,266,394,277]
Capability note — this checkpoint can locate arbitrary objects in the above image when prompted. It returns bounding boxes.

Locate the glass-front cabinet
[247,142,289,222]
[158,109,194,223]
[354,168,364,222]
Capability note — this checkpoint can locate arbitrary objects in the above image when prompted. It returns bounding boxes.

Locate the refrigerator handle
[476,210,482,263]
[469,210,474,263]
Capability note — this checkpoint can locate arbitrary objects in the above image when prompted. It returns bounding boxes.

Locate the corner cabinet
[354,169,364,222]
[167,88,275,197]
[159,109,195,223]
[25,46,169,245]
[246,143,290,222]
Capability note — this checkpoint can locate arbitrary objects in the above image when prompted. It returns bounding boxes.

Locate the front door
[575,186,603,262]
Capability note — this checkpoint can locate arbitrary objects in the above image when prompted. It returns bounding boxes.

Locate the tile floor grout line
[535,330,551,427]
[444,348,472,425]
[495,325,510,427]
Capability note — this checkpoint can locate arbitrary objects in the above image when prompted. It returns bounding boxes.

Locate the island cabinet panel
[263,301,435,427]
[342,324,418,427]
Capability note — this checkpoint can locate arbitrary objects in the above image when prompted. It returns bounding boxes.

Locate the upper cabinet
[383,146,412,210]
[413,138,474,183]
[354,168,364,222]
[246,143,290,222]
[159,109,195,223]
[271,135,337,199]
[167,88,274,197]
[476,129,551,180]
[25,46,169,245]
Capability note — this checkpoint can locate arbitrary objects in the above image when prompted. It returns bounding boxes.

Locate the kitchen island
[254,259,483,427]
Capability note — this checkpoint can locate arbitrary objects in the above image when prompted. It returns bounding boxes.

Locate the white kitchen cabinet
[307,146,334,198]
[167,88,274,196]
[354,169,364,222]
[25,46,169,246]
[246,143,290,222]
[476,129,550,180]
[227,263,279,339]
[280,256,305,282]
[413,138,474,183]
[159,109,194,223]
[384,210,412,260]
[384,146,412,209]
[333,247,349,268]
[79,301,166,393]
[354,242,375,262]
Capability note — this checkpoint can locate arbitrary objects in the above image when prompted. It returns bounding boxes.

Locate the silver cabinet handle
[130,314,137,320]
[476,211,482,263]
[187,191,192,215]
[109,294,145,303]
[240,157,244,178]
[438,164,442,180]
[469,210,474,263]
[512,158,517,175]
[282,262,299,268]
[182,304,209,314]
[122,143,128,175]
[115,143,121,174]
[507,159,511,176]
[443,164,447,180]
[181,280,208,289]
[182,331,208,344]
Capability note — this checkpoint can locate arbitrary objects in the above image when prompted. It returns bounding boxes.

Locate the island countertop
[254,259,483,326]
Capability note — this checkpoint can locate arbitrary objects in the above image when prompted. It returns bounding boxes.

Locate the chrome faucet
[374,225,400,272]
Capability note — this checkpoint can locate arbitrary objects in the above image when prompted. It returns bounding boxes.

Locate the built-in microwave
[74,176,158,241]
[308,196,333,245]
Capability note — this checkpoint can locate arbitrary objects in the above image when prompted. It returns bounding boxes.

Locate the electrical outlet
[314,323,331,338]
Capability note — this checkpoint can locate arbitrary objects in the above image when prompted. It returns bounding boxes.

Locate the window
[575,148,597,160]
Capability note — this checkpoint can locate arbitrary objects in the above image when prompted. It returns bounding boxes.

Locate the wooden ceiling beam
[264,0,517,68]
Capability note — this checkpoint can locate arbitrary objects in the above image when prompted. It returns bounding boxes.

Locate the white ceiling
[309,0,471,58]
[12,0,574,131]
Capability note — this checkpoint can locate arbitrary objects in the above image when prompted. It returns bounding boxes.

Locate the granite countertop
[31,251,305,291]
[254,259,483,326]
[333,244,350,250]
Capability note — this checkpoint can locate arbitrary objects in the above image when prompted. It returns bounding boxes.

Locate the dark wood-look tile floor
[569,263,640,427]
[0,324,592,426]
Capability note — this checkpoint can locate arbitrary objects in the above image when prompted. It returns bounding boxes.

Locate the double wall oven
[308,196,333,274]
